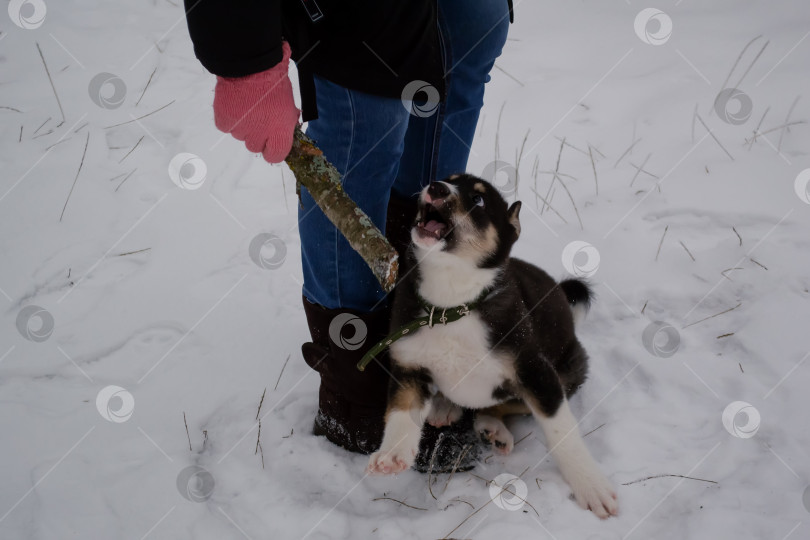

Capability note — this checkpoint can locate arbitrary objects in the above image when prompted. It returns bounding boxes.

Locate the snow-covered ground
[2,1,810,538]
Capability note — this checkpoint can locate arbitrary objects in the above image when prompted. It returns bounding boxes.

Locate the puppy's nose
[427,181,450,200]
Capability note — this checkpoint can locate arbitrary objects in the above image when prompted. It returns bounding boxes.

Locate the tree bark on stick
[284,127,399,292]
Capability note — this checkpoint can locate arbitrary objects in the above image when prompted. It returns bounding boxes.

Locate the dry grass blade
[183,412,192,451]
[115,168,137,192]
[119,135,144,164]
[553,173,583,230]
[731,39,769,89]
[136,67,158,106]
[749,257,768,270]
[752,121,805,140]
[655,225,669,261]
[36,43,65,125]
[442,443,473,494]
[683,302,742,329]
[256,387,267,420]
[274,354,291,391]
[622,473,717,486]
[529,186,568,223]
[732,226,742,246]
[696,113,734,161]
[629,153,651,187]
[711,35,762,115]
[679,240,695,261]
[588,145,598,195]
[747,106,770,150]
[583,423,606,438]
[541,138,566,215]
[60,132,89,221]
[372,497,428,511]
[615,137,641,168]
[778,96,801,151]
[114,247,151,257]
[104,100,175,129]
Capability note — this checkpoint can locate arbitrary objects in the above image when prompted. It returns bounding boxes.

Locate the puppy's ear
[507,201,522,239]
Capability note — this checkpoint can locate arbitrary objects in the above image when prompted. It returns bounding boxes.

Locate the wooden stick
[284,127,398,292]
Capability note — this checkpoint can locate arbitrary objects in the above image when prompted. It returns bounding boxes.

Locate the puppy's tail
[560,279,593,328]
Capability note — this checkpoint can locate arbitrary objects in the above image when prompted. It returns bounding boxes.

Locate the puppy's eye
[472,194,485,207]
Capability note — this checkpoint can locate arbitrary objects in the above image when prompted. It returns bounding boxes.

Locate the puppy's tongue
[423,220,446,234]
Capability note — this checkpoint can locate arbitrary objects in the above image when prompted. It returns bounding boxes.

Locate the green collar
[356,288,492,371]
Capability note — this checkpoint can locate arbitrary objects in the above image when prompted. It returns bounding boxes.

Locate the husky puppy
[366,175,618,518]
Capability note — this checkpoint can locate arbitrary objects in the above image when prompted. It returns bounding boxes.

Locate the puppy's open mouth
[416,205,450,240]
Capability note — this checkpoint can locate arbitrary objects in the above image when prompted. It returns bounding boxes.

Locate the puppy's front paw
[367,445,418,475]
[474,415,514,455]
[568,469,619,519]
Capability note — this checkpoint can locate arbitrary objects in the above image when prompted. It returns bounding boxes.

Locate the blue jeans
[299,0,510,311]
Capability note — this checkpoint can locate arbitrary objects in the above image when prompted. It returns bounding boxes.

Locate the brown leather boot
[301,297,391,454]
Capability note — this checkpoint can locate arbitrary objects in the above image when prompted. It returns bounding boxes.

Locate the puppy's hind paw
[474,414,514,455]
[426,397,463,427]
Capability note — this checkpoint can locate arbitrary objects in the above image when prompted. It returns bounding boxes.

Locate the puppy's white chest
[390,314,512,409]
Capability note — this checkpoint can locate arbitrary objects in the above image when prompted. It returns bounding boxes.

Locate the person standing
[184,0,511,469]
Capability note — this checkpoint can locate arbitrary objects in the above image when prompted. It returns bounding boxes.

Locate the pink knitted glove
[213,42,300,163]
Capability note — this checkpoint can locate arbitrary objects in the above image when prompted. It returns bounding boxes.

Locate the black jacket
[184,0,447,121]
